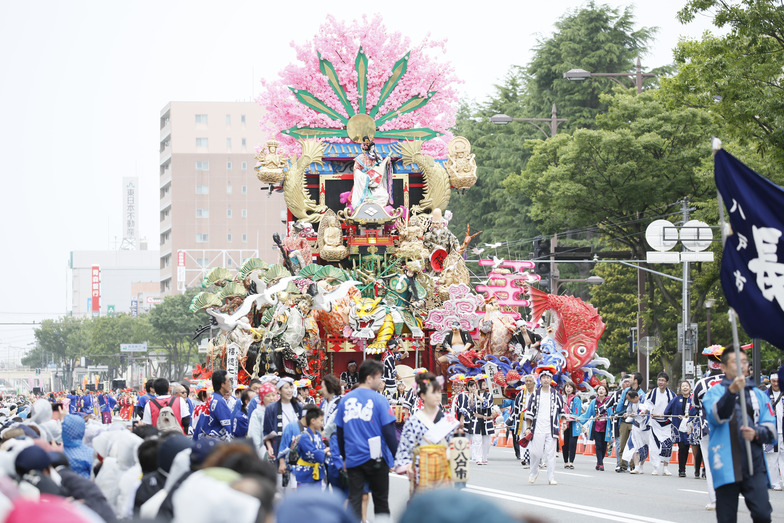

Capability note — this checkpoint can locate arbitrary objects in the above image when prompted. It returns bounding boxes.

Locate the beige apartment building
[159,101,287,294]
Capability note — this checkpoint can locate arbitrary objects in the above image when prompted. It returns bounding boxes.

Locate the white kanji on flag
[734,270,747,292]
[730,199,746,220]
[748,225,784,310]
[736,233,748,251]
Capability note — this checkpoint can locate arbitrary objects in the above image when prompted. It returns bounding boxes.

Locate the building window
[196,234,209,243]
[241,138,247,147]
[226,114,231,125]
[241,161,247,170]
[242,233,247,242]
[227,209,232,218]
[195,114,208,124]
[241,114,246,124]
[195,185,209,195]
[196,257,209,267]
[227,161,232,170]
[241,185,247,195]
[227,183,233,195]
[227,233,232,242]
[226,138,232,149]
[196,137,208,147]
[196,208,209,218]
[241,209,247,218]
[196,160,209,170]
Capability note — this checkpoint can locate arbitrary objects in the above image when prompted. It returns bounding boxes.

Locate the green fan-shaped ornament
[203,267,234,288]
[263,264,290,283]
[297,263,321,280]
[314,265,348,283]
[239,258,269,281]
[189,292,222,313]
[217,282,248,300]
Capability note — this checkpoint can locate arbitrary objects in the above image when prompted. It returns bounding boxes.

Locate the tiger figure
[348,296,395,354]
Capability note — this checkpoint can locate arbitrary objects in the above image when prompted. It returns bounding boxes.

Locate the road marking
[678,489,708,494]
[556,471,594,477]
[465,485,676,523]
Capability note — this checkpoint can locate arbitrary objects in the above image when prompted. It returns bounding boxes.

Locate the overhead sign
[120,343,148,353]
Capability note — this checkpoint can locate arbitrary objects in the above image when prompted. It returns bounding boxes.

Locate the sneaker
[694,471,700,478]
[595,465,600,471]
[528,471,539,484]
[663,468,672,476]
[705,502,715,511]
[651,469,659,476]
[598,465,604,471]
[679,472,686,478]
[630,468,639,475]
[549,480,558,485]
[773,486,782,491]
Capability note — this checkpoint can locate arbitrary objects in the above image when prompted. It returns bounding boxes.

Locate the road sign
[638,336,658,356]
[107,305,115,317]
[120,343,148,353]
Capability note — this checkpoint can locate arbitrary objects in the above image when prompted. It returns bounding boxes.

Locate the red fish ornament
[525,285,606,372]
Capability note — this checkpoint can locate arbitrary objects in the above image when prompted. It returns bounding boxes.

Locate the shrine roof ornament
[256,15,460,156]
[281,46,441,142]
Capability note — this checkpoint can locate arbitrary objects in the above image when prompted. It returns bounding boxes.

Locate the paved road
[382,445,784,522]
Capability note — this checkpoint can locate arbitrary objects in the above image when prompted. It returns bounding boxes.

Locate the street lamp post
[705,298,716,347]
[490,104,567,139]
[563,57,656,94]
[553,275,604,295]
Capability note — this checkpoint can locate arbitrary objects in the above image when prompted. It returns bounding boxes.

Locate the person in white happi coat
[643,372,676,476]
[524,366,564,485]
[765,371,784,490]
[507,374,536,466]
[470,375,494,465]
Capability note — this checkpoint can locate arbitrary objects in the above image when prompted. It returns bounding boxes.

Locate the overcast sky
[0,0,719,354]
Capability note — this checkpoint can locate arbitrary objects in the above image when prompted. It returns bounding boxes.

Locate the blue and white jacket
[702,378,776,489]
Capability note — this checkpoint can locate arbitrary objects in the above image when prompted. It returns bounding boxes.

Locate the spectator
[143,378,191,434]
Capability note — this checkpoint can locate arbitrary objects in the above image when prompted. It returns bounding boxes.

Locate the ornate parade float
[188,16,613,399]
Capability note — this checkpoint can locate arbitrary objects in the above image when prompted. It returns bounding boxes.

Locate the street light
[563,57,655,94]
[553,275,604,295]
[705,298,716,347]
[490,104,567,139]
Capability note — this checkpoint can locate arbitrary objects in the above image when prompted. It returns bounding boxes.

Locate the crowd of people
[0,343,779,522]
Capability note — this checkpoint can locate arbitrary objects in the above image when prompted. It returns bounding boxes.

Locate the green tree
[524,1,657,131]
[447,2,658,259]
[25,317,88,389]
[148,289,206,380]
[669,0,784,170]
[85,314,153,381]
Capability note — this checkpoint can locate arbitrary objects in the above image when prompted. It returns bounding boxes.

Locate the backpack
[149,397,184,434]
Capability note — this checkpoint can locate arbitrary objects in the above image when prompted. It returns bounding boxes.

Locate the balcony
[160,169,171,190]
[160,120,171,142]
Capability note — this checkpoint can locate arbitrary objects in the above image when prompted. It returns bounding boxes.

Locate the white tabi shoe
[662,468,672,476]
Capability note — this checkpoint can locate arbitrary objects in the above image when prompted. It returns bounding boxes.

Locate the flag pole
[713,137,754,475]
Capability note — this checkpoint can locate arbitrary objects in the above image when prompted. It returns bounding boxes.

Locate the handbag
[519,432,534,448]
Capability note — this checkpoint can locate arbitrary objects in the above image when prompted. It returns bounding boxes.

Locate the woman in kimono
[579,383,613,470]
[561,381,583,469]
[664,380,697,477]
[470,375,494,465]
[394,372,457,495]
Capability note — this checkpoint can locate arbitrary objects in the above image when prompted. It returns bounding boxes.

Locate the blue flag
[715,149,784,350]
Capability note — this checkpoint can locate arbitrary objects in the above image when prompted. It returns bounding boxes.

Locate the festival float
[188,16,613,401]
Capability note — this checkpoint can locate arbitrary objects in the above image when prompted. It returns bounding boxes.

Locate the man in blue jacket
[703,347,775,523]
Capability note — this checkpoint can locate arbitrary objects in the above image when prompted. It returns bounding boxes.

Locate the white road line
[556,471,594,477]
[465,485,676,523]
[678,489,708,494]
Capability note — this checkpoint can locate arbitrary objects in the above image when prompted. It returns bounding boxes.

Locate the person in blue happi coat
[703,347,775,523]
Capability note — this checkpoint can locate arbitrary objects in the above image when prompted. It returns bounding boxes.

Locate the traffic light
[532,236,551,277]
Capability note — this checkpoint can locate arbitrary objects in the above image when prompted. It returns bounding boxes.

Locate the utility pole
[681,199,693,382]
